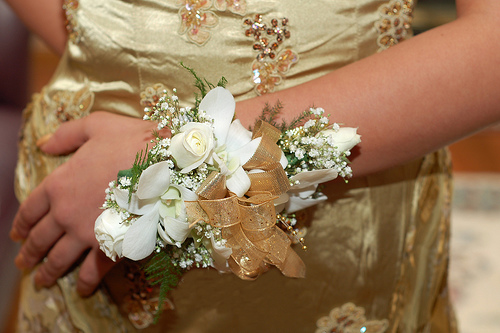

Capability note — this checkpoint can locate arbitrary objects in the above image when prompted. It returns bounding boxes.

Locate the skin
[7,0,500,297]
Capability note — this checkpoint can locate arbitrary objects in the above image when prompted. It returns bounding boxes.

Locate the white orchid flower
[114,161,198,260]
[276,169,338,214]
[199,87,271,197]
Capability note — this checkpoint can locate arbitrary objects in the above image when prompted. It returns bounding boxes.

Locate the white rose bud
[168,122,215,173]
[318,127,361,152]
[94,209,129,261]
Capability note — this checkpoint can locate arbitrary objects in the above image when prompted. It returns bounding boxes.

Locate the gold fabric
[15,0,457,332]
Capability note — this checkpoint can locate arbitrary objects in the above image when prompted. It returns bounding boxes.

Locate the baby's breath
[279,108,353,180]
[171,241,213,269]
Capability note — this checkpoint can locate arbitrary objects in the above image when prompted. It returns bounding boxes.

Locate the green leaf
[180,62,227,109]
[144,250,183,323]
[117,168,133,179]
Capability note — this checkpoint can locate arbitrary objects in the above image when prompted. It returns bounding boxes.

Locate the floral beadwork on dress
[243,15,298,95]
[175,3,298,94]
[315,303,389,333]
[177,0,219,45]
[375,0,415,51]
[52,86,94,123]
[177,0,247,45]
[214,0,247,15]
[41,85,94,133]
[63,0,82,44]
[244,15,291,61]
[140,83,168,109]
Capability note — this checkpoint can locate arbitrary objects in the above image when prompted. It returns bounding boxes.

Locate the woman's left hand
[10,112,164,296]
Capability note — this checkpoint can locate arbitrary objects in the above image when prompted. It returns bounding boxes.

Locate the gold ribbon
[186,120,305,280]
[192,192,305,279]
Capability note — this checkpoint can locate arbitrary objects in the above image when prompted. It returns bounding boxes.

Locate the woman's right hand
[10,111,167,296]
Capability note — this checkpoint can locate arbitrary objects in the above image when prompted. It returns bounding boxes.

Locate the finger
[38,117,90,155]
[77,247,118,297]
[33,234,87,288]
[10,180,51,241]
[15,215,64,270]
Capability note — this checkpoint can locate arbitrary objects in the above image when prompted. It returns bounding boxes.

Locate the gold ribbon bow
[187,121,305,280]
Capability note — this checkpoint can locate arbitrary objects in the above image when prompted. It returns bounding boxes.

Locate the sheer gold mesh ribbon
[185,121,305,280]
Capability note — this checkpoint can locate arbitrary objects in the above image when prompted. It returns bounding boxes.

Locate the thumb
[36,117,89,155]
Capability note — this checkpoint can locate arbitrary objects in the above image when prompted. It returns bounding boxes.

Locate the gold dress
[15,0,457,332]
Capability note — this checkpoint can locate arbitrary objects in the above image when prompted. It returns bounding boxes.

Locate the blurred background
[1,0,499,332]
[0,1,28,332]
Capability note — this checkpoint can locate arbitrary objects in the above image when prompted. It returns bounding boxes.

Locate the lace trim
[315,303,389,333]
[375,0,415,51]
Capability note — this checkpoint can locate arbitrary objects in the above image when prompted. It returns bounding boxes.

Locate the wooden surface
[449,129,500,173]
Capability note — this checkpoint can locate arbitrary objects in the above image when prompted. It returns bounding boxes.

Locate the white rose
[318,127,361,152]
[94,209,130,261]
[168,122,215,173]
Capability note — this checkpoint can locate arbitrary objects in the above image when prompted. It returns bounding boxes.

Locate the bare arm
[236,0,500,176]
[10,0,500,296]
[5,0,66,55]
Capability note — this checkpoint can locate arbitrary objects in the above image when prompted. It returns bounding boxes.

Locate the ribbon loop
[196,171,227,199]
[248,165,290,195]
[188,121,305,280]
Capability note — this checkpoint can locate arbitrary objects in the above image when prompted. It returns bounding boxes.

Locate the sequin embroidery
[177,0,219,45]
[42,85,94,132]
[140,83,168,108]
[243,15,298,95]
[315,303,389,333]
[177,0,248,45]
[214,0,247,15]
[63,0,82,44]
[375,0,415,51]
[52,87,93,122]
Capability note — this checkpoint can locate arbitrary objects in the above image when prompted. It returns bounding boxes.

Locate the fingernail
[9,229,23,241]
[36,133,53,148]
[15,253,28,270]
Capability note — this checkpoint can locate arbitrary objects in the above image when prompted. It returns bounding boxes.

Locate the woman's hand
[10,112,164,296]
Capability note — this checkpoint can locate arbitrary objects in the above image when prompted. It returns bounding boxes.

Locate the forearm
[236,3,500,177]
[5,0,66,55]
